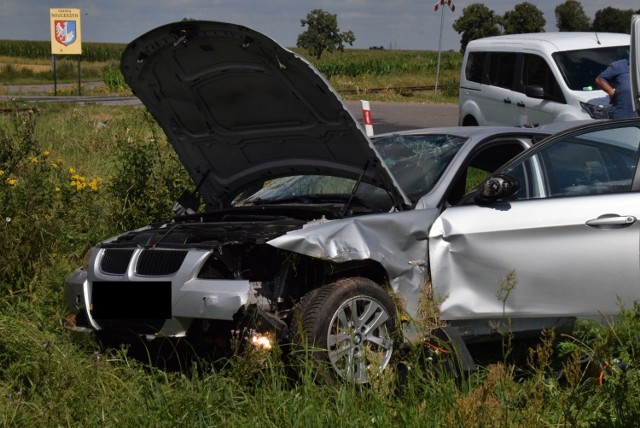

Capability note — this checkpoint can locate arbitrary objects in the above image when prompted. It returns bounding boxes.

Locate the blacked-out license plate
[91,281,171,319]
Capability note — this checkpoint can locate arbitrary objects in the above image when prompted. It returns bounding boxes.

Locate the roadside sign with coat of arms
[50,9,82,54]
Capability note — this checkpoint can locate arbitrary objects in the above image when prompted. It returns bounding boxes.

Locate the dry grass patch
[2,63,50,72]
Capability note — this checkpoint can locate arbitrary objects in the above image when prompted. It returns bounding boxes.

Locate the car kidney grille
[137,250,188,276]
[101,249,135,274]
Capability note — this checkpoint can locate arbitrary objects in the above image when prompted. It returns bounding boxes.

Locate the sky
[0,0,638,52]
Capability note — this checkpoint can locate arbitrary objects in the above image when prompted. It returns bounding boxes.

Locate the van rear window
[465,52,486,83]
[553,45,629,91]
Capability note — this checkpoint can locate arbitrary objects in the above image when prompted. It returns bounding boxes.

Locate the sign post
[433,0,455,96]
[50,8,82,96]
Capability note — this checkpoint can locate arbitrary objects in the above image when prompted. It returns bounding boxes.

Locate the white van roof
[467,32,629,53]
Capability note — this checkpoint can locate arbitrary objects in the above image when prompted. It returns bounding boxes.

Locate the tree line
[295,2,639,59]
[453,0,640,52]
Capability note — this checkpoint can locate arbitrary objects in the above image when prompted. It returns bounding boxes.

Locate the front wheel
[293,277,398,383]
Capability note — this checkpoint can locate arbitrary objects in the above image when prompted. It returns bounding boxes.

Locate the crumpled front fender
[268,209,440,317]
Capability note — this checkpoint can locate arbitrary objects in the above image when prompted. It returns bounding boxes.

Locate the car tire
[291,277,398,384]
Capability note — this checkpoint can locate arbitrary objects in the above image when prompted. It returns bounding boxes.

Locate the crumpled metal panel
[428,195,640,324]
[268,208,440,317]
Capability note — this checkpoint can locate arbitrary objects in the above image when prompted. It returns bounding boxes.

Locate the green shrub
[0,102,189,296]
[103,62,128,92]
[107,110,191,231]
[0,105,105,295]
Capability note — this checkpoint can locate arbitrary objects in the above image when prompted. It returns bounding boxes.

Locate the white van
[458,32,630,126]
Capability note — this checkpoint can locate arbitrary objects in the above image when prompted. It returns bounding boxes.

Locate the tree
[592,6,637,34]
[555,0,590,31]
[452,3,502,53]
[296,9,355,59]
[502,2,545,35]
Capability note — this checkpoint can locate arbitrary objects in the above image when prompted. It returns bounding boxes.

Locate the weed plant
[1,99,640,426]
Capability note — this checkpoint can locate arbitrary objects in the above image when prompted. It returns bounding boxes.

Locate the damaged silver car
[64,20,639,383]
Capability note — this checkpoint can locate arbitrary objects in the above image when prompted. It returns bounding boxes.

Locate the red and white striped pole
[361,100,374,136]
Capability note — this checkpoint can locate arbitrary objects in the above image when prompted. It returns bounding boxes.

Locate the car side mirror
[525,84,545,99]
[474,174,520,203]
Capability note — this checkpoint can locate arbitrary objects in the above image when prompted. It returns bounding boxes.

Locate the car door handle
[517,101,525,107]
[586,215,637,228]
[503,98,512,104]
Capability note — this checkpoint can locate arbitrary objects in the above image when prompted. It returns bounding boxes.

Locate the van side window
[521,54,565,103]
[487,52,516,89]
[465,52,486,83]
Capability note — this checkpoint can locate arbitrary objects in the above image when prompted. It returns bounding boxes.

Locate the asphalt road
[1,84,459,132]
[344,100,459,133]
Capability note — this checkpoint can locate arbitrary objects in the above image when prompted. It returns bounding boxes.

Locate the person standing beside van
[595,58,635,119]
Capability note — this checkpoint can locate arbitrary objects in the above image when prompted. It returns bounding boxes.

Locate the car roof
[466,32,629,53]
[374,121,591,140]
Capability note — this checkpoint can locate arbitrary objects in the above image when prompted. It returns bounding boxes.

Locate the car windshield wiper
[341,160,369,217]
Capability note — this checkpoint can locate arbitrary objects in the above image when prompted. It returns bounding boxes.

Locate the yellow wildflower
[7,178,17,186]
[0,170,4,176]
[55,186,61,192]
[42,150,50,158]
[88,178,102,191]
[68,167,75,174]
[50,162,59,169]
[70,174,87,191]
[30,157,39,164]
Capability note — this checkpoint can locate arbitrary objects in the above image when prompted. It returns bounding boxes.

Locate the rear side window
[465,52,486,83]
[487,52,517,89]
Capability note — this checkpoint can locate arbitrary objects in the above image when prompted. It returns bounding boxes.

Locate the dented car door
[430,121,640,327]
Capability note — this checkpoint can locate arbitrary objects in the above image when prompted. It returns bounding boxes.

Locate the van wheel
[463,116,479,126]
[292,277,397,384]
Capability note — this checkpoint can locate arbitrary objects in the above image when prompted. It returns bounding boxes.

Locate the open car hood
[121,20,410,209]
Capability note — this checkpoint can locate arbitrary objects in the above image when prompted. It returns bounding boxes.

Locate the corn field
[0,40,126,62]
[306,49,462,78]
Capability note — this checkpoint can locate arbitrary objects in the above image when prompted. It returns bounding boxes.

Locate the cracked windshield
[242,134,468,204]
